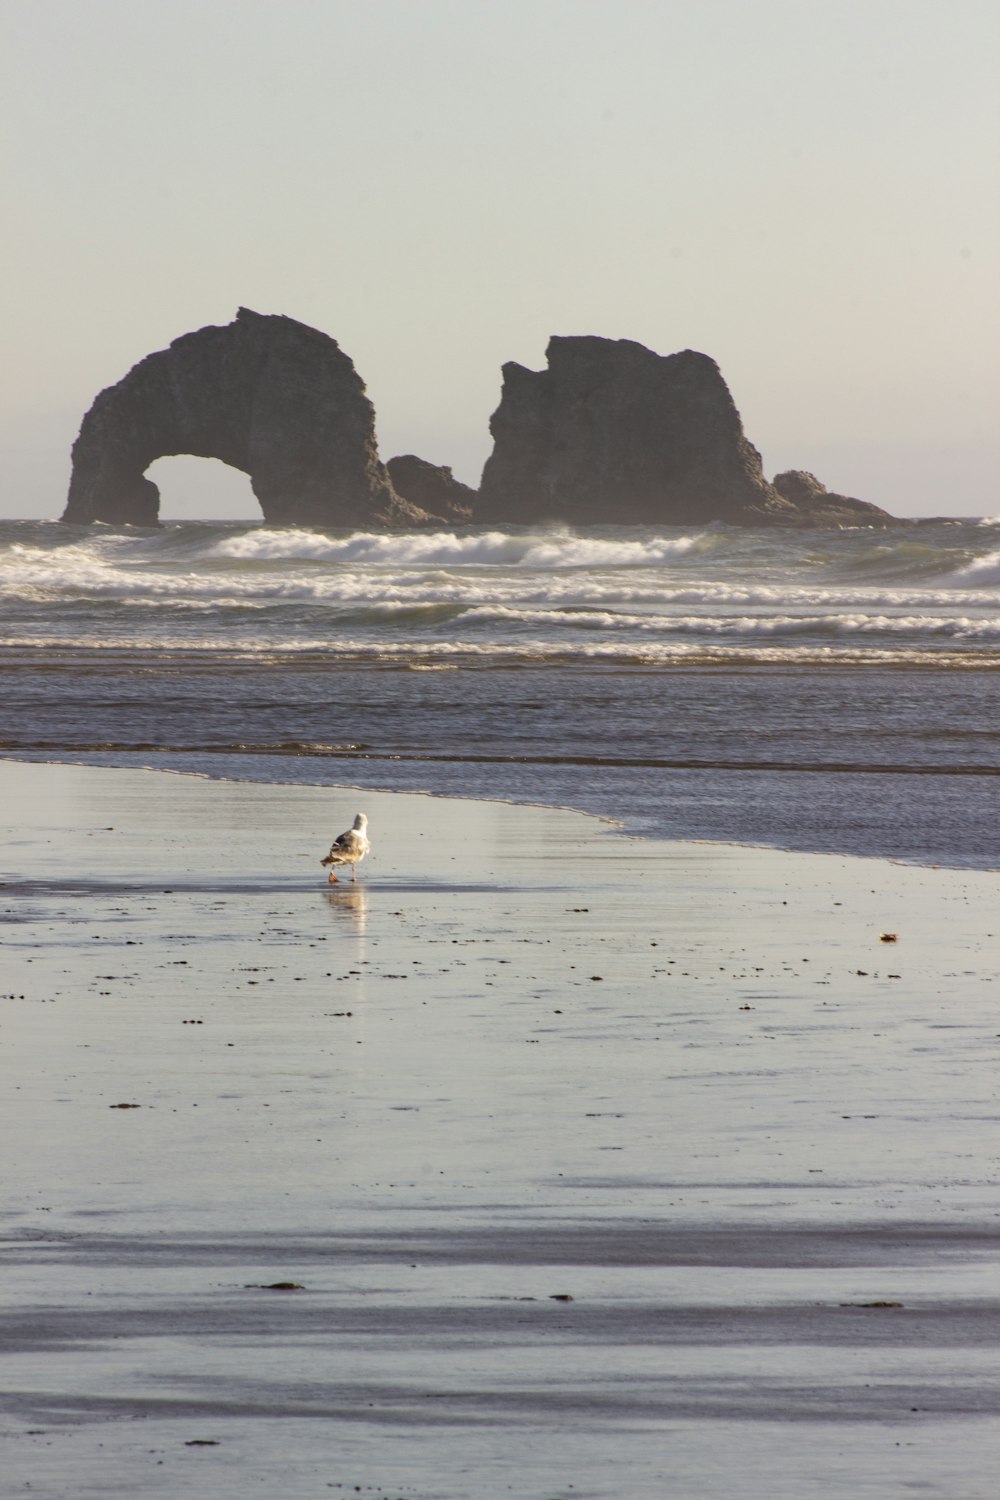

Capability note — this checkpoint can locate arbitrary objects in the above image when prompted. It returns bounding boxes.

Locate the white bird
[321,813,369,883]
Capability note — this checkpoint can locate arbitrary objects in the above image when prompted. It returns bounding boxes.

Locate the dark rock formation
[61,309,427,528]
[386,455,475,523]
[63,313,898,531]
[476,337,793,526]
[476,336,896,528]
[770,470,895,527]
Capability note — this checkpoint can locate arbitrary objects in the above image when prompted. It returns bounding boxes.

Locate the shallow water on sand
[2,763,1000,1498]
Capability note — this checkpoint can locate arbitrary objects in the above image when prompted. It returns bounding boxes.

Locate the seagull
[321,813,369,883]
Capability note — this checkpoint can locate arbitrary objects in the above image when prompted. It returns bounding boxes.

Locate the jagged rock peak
[476,336,896,528]
[475,335,795,527]
[61,309,427,528]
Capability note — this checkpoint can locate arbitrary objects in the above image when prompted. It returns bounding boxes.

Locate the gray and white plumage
[321,813,369,882]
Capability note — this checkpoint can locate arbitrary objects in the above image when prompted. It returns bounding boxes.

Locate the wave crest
[947,548,1000,586]
[207,526,712,568]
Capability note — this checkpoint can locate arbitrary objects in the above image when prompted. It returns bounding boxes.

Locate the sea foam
[207,527,711,568]
[947,548,1000,586]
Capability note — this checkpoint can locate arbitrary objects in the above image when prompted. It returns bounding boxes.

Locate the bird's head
[353,813,368,829]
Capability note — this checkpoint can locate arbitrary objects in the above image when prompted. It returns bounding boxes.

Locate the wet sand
[2,759,999,1498]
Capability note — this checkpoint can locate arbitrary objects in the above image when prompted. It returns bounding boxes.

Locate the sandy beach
[2,758,999,1498]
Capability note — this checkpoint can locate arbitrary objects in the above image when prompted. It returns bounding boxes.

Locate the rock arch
[61,308,423,528]
[144,454,260,520]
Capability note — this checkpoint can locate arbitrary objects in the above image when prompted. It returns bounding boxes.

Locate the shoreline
[3,759,999,1497]
[5,745,998,875]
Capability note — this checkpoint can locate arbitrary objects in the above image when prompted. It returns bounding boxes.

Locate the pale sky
[2,0,998,519]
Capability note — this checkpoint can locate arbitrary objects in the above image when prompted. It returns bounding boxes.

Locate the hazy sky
[2,0,998,519]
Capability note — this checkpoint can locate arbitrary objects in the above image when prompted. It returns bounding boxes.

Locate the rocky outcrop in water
[385,455,474,523]
[770,469,893,527]
[63,313,897,530]
[61,309,426,528]
[476,336,896,528]
[475,337,790,526]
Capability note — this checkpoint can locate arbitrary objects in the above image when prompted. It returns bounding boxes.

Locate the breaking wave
[947,548,1000,586]
[2,517,997,668]
[206,526,717,569]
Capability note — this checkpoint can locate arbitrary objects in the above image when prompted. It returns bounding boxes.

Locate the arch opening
[145,456,261,522]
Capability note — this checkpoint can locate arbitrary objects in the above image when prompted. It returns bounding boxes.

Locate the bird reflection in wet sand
[324,883,368,930]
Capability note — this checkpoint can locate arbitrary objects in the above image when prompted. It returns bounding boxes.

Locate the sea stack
[61,309,427,528]
[475,336,895,528]
[770,469,893,527]
[385,454,475,523]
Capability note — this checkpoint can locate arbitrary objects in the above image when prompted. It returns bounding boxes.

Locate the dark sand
[2,760,999,1497]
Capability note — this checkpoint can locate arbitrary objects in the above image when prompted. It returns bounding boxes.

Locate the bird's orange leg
[328,870,339,883]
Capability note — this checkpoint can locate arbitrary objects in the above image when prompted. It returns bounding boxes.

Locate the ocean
[1,515,997,870]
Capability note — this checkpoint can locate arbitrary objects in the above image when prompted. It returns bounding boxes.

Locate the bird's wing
[330,829,362,856]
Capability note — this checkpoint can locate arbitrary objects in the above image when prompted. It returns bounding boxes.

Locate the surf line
[5,742,998,778]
